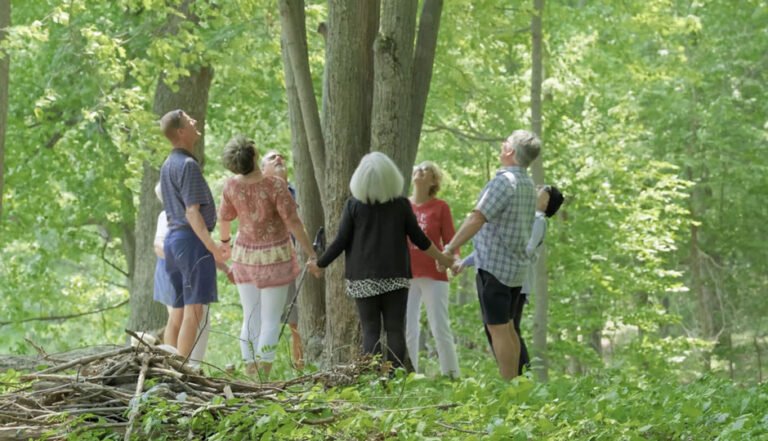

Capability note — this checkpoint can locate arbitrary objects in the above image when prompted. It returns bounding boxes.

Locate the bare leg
[177,304,204,357]
[165,307,184,347]
[487,322,520,380]
[289,324,304,370]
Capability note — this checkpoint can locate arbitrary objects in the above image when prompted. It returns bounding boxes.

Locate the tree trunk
[279,0,327,365]
[371,0,417,185]
[0,0,9,219]
[405,0,442,180]
[280,0,442,365]
[279,0,327,195]
[529,0,549,382]
[323,0,379,364]
[754,335,763,384]
[127,1,214,333]
[126,165,166,333]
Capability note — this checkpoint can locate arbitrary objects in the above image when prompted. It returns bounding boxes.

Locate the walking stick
[279,227,325,341]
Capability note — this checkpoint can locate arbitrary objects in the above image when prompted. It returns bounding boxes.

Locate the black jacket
[317,197,431,280]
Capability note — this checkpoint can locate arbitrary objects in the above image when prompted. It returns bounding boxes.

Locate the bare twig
[435,420,488,435]
[124,354,150,441]
[0,300,129,327]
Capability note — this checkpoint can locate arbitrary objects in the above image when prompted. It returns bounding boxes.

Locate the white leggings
[405,278,460,377]
[238,283,289,363]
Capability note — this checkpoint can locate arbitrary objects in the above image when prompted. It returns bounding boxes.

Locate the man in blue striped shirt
[159,109,224,359]
[444,130,540,380]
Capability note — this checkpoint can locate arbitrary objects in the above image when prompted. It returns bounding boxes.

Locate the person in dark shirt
[308,152,455,370]
[158,109,225,359]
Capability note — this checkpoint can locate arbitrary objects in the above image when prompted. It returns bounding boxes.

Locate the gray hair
[349,152,404,204]
[506,130,541,167]
[260,150,280,170]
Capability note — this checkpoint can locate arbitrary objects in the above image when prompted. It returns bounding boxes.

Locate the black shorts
[476,269,521,325]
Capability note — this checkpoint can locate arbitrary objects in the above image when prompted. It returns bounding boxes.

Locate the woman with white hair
[308,152,455,369]
[405,161,461,377]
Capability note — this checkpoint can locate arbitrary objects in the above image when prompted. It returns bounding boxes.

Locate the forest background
[0,0,767,439]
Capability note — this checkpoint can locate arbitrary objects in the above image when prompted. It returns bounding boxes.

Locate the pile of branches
[0,341,375,440]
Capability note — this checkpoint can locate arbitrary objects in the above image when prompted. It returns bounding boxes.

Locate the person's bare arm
[444,210,486,255]
[186,204,224,262]
[285,213,318,260]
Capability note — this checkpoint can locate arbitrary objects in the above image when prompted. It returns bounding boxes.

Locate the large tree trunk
[126,1,214,333]
[323,0,379,364]
[280,0,442,365]
[279,0,327,365]
[529,0,549,382]
[371,0,417,184]
[0,0,9,219]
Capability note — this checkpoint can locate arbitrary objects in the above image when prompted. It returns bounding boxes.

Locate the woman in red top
[406,161,461,377]
[218,136,316,379]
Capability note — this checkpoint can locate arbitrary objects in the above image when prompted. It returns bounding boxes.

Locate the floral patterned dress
[219,175,300,288]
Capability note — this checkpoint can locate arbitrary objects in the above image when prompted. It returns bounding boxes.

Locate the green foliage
[1,0,766,438]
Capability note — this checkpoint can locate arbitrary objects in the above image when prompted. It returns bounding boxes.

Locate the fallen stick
[123,354,150,441]
[35,347,134,375]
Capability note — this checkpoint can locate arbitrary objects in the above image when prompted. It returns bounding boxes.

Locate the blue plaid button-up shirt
[473,166,536,288]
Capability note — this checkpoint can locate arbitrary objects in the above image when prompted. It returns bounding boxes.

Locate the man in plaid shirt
[444,130,540,380]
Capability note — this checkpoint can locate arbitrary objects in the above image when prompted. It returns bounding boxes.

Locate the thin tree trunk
[0,0,9,219]
[279,0,327,365]
[371,0,417,184]
[529,0,549,382]
[754,335,763,384]
[405,0,442,181]
[323,0,378,364]
[279,0,327,195]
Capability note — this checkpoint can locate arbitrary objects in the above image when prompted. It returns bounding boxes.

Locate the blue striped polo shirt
[160,148,217,231]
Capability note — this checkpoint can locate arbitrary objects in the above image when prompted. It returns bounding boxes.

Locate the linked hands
[307,258,323,278]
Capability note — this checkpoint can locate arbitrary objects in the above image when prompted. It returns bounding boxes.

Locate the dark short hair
[160,109,185,139]
[544,185,564,218]
[222,135,257,175]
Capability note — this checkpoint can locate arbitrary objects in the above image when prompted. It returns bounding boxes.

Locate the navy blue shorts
[476,269,521,325]
[164,228,218,308]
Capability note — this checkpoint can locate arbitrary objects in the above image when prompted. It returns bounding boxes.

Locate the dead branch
[0,300,129,328]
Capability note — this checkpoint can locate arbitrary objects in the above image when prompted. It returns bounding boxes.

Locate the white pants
[238,283,289,363]
[405,278,460,377]
[190,304,211,365]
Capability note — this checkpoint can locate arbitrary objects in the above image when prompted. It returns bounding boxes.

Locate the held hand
[451,259,465,275]
[436,251,456,273]
[307,259,323,278]
[211,246,226,264]
[220,242,232,261]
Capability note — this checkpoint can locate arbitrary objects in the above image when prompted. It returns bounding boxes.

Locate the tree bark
[127,0,214,333]
[405,0,442,183]
[529,0,549,382]
[126,163,166,333]
[279,0,327,365]
[279,0,327,195]
[323,0,379,364]
[371,0,417,184]
[0,0,9,219]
